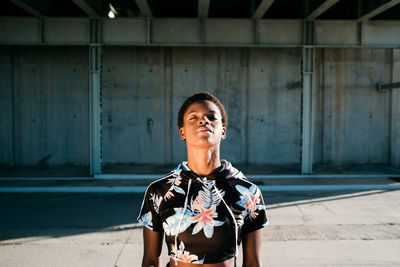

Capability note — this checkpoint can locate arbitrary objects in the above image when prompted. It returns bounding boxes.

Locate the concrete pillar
[89,19,102,176]
[301,21,314,174]
[391,49,400,168]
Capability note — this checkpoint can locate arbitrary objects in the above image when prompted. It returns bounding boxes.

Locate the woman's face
[179,100,226,148]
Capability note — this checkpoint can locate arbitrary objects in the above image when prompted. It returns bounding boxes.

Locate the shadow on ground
[0,189,398,242]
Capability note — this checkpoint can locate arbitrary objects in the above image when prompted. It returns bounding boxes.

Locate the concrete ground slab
[261,240,400,266]
[0,189,399,266]
[0,243,124,267]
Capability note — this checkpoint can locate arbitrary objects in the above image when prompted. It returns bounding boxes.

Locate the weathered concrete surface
[101,47,167,165]
[248,48,302,165]
[101,47,302,166]
[0,46,89,166]
[0,189,399,266]
[0,47,13,165]
[314,48,398,167]
[392,49,400,168]
[1,46,399,170]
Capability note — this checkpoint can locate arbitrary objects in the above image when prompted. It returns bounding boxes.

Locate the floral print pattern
[163,207,192,236]
[235,184,265,220]
[138,211,153,230]
[163,182,225,238]
[188,182,225,238]
[137,160,268,264]
[165,175,185,200]
[172,241,204,264]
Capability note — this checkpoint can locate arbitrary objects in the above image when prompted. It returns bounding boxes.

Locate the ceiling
[2,0,400,21]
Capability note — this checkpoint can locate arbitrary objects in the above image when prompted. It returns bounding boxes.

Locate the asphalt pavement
[0,186,400,266]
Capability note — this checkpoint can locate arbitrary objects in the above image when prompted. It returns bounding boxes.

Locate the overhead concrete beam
[198,0,210,18]
[8,0,44,17]
[306,0,340,20]
[72,0,100,17]
[358,0,400,21]
[252,0,275,19]
[134,0,153,17]
[2,17,400,47]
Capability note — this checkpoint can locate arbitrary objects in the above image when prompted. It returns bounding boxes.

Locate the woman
[138,92,268,267]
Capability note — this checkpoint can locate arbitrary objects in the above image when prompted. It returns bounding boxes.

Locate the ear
[179,127,185,140]
[221,127,226,140]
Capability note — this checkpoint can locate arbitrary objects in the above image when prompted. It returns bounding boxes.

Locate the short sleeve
[240,185,268,235]
[137,185,163,232]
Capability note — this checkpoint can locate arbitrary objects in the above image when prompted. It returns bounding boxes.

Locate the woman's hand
[242,228,263,267]
[142,227,164,267]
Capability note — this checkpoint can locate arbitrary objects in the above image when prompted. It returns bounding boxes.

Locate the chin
[191,139,220,147]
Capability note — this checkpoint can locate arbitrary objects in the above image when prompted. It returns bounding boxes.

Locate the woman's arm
[242,228,263,267]
[142,227,164,267]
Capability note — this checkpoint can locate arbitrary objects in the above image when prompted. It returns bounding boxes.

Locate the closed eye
[206,114,216,120]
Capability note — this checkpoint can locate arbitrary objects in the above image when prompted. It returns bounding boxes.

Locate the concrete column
[89,19,102,176]
[301,21,315,174]
[391,49,400,168]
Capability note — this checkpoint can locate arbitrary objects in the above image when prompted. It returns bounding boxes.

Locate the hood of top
[172,160,244,182]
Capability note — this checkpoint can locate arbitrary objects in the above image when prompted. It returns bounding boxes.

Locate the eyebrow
[187,110,216,115]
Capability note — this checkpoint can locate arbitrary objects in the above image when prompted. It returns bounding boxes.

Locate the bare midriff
[168,257,235,267]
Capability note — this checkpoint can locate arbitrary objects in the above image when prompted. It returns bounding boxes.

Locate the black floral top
[137,160,268,264]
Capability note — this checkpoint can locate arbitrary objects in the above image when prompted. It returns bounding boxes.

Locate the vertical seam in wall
[300,50,304,168]
[217,47,221,91]
[163,47,173,164]
[240,48,249,164]
[98,19,103,172]
[98,46,104,173]
[170,48,174,163]
[42,47,48,159]
[11,47,16,166]
[321,48,325,164]
[88,46,91,170]
[163,47,167,164]
[88,45,92,170]
[245,48,249,164]
[98,38,102,171]
[388,48,393,166]
[300,20,305,169]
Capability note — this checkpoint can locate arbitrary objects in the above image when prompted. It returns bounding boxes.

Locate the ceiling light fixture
[108,3,117,18]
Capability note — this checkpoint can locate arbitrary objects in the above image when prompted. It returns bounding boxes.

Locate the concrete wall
[101,47,167,165]
[392,49,400,168]
[313,48,400,167]
[0,46,89,166]
[1,46,399,168]
[101,47,302,166]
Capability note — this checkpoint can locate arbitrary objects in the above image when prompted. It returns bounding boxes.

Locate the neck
[186,145,221,176]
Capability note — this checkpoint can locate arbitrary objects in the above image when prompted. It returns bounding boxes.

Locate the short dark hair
[177,92,228,128]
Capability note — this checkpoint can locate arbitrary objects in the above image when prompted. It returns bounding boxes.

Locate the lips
[197,127,212,133]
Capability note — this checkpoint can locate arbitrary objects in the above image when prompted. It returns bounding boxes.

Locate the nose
[198,116,209,125]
